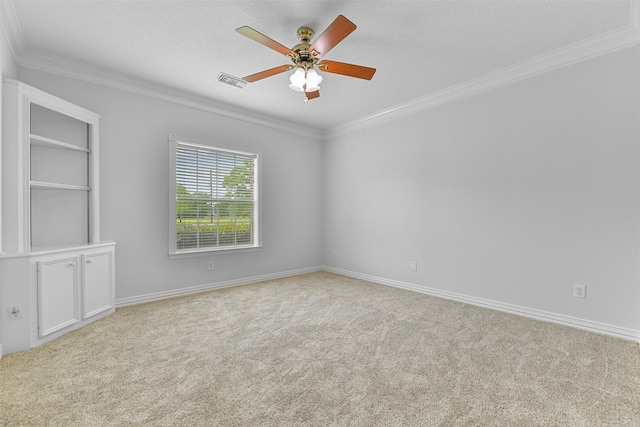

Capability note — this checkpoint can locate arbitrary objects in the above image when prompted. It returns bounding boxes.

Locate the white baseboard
[115,266,322,307]
[113,265,639,343]
[323,266,640,342]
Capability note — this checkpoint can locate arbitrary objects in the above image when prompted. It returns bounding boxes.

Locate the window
[169,135,261,256]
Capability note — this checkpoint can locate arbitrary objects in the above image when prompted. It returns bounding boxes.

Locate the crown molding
[0,3,321,140]
[2,0,638,142]
[16,48,322,139]
[324,25,640,139]
[0,0,23,56]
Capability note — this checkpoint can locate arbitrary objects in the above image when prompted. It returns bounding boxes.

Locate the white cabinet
[37,256,80,337]
[1,244,116,353]
[37,246,115,338]
[1,80,115,355]
[82,250,114,320]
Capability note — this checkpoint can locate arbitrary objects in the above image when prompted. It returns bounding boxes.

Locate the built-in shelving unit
[29,181,91,191]
[31,133,90,150]
[28,99,95,250]
[1,80,115,355]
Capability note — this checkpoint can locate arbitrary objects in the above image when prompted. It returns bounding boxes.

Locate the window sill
[169,245,262,260]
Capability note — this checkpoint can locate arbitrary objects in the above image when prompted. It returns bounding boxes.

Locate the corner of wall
[0,0,5,363]
[0,1,19,80]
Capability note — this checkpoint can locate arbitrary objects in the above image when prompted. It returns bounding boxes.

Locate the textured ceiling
[5,1,635,132]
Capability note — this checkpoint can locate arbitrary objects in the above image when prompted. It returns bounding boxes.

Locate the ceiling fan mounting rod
[296,27,314,43]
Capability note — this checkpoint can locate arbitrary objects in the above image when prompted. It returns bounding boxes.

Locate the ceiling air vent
[217,73,247,89]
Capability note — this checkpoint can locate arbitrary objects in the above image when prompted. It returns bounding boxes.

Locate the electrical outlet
[208,261,215,270]
[410,261,417,271]
[7,306,22,320]
[332,250,338,258]
[573,284,586,299]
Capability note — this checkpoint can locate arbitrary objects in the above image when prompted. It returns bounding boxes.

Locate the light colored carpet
[1,271,639,426]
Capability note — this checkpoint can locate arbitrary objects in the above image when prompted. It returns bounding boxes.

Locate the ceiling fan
[236,15,376,102]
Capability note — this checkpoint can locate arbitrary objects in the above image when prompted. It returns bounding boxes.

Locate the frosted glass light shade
[288,68,323,92]
[304,69,322,92]
[288,68,306,92]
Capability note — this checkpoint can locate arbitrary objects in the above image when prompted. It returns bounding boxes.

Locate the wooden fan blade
[317,60,376,80]
[243,65,293,83]
[305,90,320,100]
[236,26,298,58]
[308,15,356,58]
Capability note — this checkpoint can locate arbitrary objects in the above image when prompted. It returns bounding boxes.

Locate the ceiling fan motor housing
[291,27,316,67]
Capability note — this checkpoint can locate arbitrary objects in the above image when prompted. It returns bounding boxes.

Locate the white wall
[17,68,324,301]
[323,47,640,334]
[5,43,639,341]
[1,15,17,80]
[0,3,19,358]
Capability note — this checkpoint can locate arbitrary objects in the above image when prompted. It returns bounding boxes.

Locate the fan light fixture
[236,15,376,102]
[288,68,322,92]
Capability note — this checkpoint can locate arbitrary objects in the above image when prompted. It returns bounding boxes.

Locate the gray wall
[18,68,324,301]
[322,47,640,332]
[7,44,640,339]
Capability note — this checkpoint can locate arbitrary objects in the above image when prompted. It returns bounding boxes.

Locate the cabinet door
[82,251,114,319]
[38,257,80,337]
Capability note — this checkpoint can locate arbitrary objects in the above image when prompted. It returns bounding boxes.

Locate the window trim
[168,134,262,258]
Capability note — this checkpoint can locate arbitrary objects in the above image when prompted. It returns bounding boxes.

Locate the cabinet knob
[86,259,92,264]
[69,262,76,267]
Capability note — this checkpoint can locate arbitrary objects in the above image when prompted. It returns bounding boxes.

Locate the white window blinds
[173,139,259,252]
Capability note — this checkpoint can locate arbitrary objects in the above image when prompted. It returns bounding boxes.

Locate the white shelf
[1,80,112,356]
[30,133,90,152]
[30,180,90,191]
